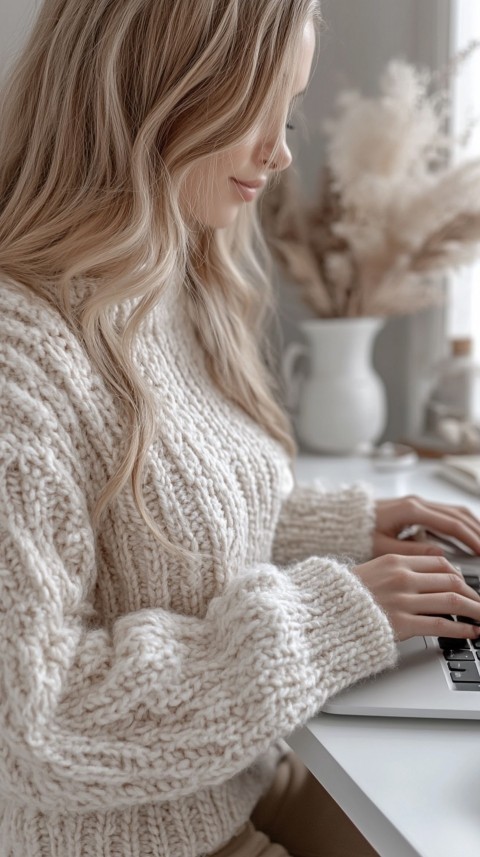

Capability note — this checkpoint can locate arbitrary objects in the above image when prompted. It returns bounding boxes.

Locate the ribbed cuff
[287,555,397,700]
[272,481,376,567]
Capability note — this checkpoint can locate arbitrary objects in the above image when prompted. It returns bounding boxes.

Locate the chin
[204,204,241,230]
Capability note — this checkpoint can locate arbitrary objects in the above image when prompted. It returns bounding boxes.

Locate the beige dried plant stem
[261,52,480,319]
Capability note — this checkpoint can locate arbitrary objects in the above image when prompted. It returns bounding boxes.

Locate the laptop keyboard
[436,574,480,692]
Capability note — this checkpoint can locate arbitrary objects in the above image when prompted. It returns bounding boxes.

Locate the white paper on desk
[436,455,480,496]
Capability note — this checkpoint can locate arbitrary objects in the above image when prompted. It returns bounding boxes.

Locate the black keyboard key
[463,575,480,588]
[438,637,469,650]
[451,671,469,682]
[447,660,469,671]
[442,649,473,660]
[472,640,480,649]
[453,683,480,691]
[457,616,480,627]
[449,663,480,682]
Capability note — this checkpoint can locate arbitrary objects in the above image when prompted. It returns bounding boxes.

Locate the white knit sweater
[0,280,397,857]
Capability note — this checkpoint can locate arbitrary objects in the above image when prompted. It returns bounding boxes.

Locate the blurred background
[272,0,480,447]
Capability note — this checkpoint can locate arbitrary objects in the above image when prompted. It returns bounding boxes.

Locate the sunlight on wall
[449,0,480,358]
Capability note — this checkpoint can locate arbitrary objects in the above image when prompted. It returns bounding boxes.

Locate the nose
[261,137,292,173]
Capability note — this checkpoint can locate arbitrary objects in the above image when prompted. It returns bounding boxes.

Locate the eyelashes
[286,122,296,131]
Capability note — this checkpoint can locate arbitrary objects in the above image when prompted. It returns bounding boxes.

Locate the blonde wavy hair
[0,0,320,554]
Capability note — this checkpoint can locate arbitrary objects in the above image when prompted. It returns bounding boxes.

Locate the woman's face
[181,20,316,230]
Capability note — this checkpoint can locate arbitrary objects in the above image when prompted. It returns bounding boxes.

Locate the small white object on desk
[369,442,418,472]
[436,454,480,496]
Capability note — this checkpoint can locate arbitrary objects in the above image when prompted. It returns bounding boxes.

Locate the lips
[233,178,266,190]
[230,177,267,202]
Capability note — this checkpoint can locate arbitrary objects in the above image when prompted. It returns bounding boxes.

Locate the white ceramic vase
[282,317,387,453]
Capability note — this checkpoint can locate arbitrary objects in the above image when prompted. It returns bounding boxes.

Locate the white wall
[0,0,39,78]
[294,0,450,199]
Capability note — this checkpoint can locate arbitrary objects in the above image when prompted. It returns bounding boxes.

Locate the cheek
[180,145,256,228]
[185,143,255,194]
[183,162,214,199]
[215,143,256,176]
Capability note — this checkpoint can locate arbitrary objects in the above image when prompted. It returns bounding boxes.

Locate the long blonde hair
[0,0,320,552]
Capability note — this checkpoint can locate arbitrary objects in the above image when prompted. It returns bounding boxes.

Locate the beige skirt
[208,751,379,857]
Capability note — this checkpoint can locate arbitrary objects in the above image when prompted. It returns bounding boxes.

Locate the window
[448,1,480,358]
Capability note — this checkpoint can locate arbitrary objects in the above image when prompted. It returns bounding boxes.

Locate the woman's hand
[353,554,480,642]
[373,495,480,558]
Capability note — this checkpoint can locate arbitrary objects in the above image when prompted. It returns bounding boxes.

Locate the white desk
[287,454,480,857]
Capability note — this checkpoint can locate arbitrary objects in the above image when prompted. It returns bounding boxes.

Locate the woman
[1,2,480,856]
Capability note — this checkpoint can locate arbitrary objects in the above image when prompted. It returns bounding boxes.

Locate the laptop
[322,544,480,720]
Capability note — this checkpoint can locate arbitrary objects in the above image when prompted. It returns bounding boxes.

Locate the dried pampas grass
[261,52,480,318]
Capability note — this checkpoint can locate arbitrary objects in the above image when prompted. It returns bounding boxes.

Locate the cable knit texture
[0,280,397,857]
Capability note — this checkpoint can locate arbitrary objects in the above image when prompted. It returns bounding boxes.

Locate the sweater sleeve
[272,478,377,566]
[0,390,396,816]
